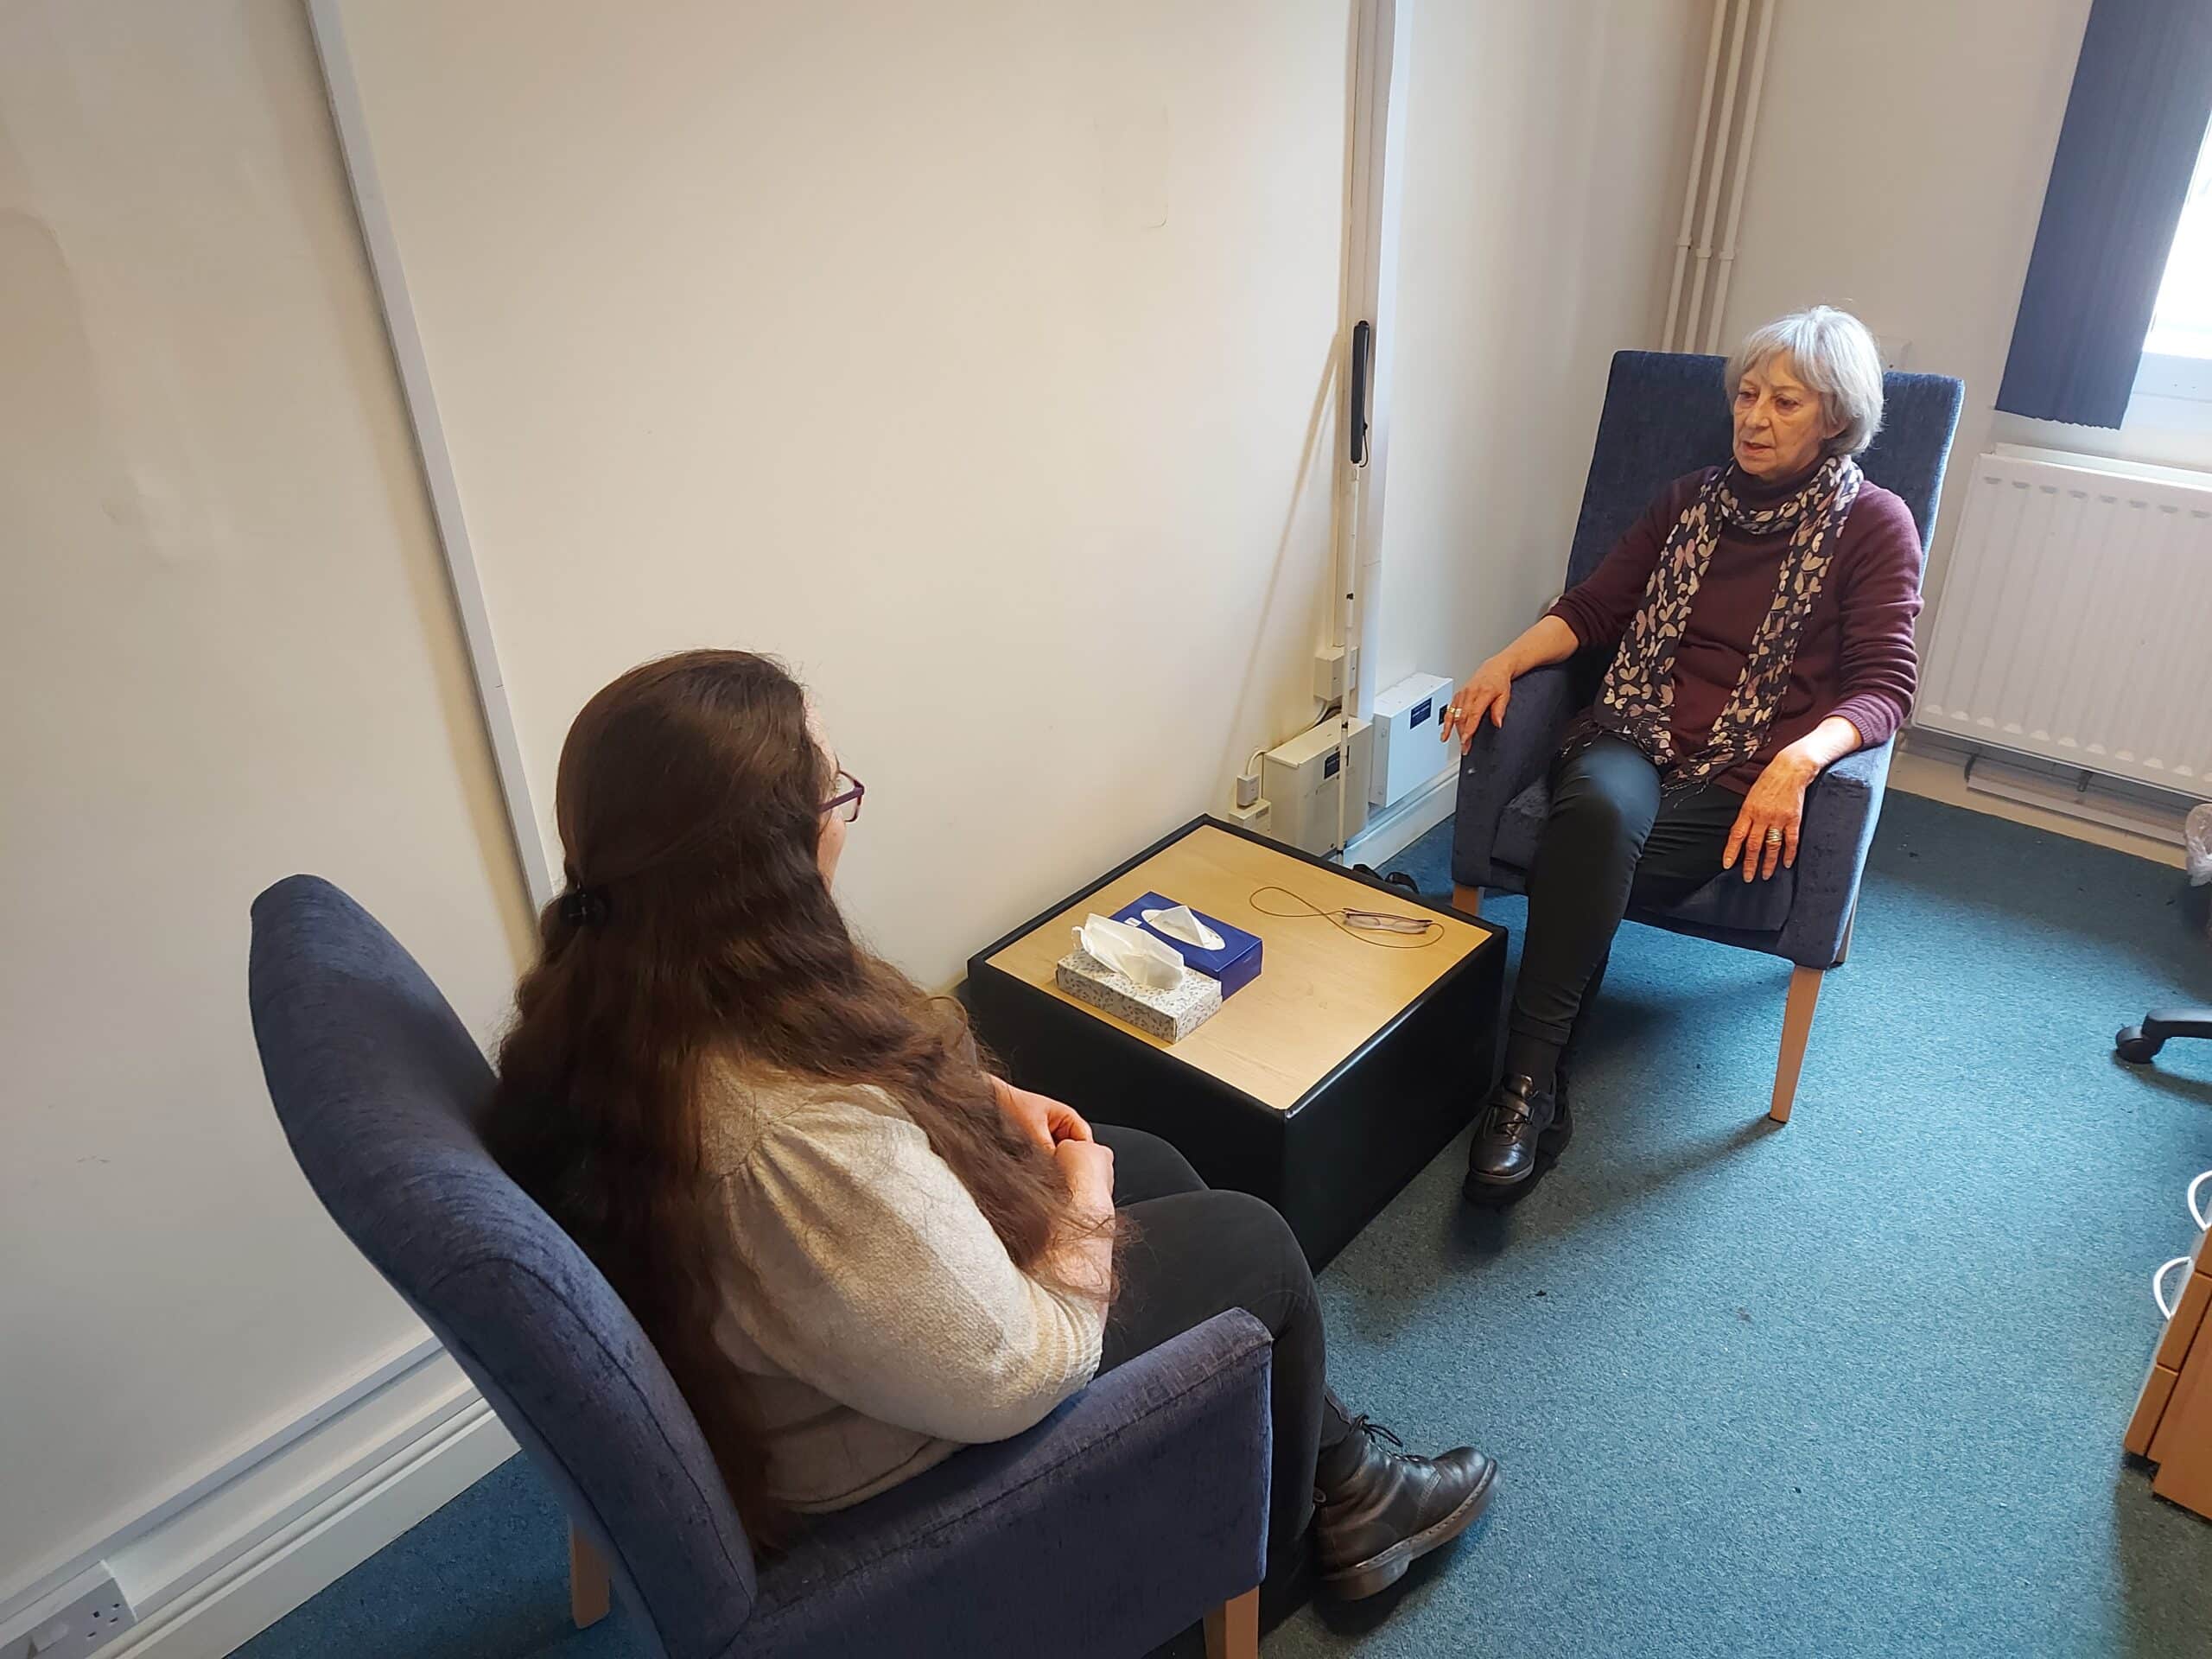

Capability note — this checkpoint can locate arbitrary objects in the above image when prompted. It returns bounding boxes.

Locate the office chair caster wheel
[2115,1026,2164,1065]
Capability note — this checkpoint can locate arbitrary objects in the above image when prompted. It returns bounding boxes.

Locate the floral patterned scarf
[1580,453,1862,788]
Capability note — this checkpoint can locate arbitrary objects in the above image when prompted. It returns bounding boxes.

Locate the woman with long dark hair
[486,649,1495,1602]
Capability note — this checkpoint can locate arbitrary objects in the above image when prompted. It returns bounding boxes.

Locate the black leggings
[1510,736,1742,1053]
[1093,1125,1351,1570]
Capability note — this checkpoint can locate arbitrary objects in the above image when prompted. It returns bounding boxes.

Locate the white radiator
[1917,447,2212,798]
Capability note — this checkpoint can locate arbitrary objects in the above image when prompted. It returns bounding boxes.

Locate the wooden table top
[982,823,1494,1110]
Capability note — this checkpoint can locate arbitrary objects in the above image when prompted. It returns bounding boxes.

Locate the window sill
[2133,351,2212,404]
[1991,372,2212,476]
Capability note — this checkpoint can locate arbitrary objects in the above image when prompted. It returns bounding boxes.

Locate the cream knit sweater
[695,1059,1106,1513]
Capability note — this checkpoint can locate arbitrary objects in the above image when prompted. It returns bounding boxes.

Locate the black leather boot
[1463,1073,1567,1202]
[1312,1415,1497,1599]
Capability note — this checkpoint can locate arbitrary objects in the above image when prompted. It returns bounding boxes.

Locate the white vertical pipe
[1333,0,1404,858]
[1663,0,1732,351]
[1680,0,1750,357]
[1351,0,1407,722]
[1704,0,1775,354]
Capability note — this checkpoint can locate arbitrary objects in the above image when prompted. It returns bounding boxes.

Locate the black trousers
[1509,736,1742,1052]
[1093,1124,1351,1570]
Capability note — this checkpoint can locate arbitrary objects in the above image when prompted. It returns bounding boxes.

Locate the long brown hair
[486,649,1085,1539]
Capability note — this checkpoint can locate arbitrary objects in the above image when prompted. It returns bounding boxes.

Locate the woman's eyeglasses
[822,769,865,825]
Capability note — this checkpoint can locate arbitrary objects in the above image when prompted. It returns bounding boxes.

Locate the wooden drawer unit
[2130,1211,2212,1518]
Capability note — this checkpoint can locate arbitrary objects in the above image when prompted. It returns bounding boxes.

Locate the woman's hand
[1046,1138,1116,1299]
[1724,749,1820,881]
[1052,1138,1116,1228]
[1437,617,1580,753]
[993,1077,1092,1153]
[1439,654,1517,753]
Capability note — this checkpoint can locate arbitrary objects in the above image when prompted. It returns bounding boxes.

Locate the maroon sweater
[1547,467,1923,795]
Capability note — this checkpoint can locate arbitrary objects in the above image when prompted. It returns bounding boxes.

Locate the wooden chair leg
[1204,1587,1259,1659]
[1770,966,1823,1124]
[1452,884,1483,917]
[569,1522,610,1630]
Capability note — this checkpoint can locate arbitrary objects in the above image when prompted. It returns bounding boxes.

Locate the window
[2133,117,2212,404]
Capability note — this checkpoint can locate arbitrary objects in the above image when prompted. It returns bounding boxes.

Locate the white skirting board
[2,1350,515,1659]
[1344,768,1457,870]
[1890,739,2187,870]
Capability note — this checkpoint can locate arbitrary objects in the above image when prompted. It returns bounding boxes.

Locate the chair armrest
[1450,662,1580,890]
[748,1310,1274,1659]
[1775,738,1894,969]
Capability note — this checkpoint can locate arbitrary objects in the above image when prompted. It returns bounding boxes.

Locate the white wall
[0,0,1719,1632]
[1375,0,1707,695]
[1709,0,2100,606]
[325,0,1356,989]
[0,0,529,1614]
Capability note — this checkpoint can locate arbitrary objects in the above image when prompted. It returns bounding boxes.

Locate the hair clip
[557,886,611,928]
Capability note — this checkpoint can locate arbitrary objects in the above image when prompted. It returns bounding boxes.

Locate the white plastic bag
[2188,802,2212,887]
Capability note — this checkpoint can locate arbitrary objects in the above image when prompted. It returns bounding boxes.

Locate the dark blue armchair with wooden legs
[248,874,1274,1659]
[1449,351,1963,1122]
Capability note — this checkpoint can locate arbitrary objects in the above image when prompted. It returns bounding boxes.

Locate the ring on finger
[1764,828,1785,844]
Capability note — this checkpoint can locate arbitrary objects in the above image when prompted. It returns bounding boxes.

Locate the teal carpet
[237,792,2212,1659]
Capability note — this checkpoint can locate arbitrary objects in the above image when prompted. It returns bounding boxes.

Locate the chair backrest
[1562,350,1966,591]
[248,876,754,1659]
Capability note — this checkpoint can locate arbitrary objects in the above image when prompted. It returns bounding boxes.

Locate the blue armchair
[1450,351,1963,1122]
[247,875,1273,1659]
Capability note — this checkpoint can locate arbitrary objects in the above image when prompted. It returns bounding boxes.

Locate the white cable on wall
[308,0,556,912]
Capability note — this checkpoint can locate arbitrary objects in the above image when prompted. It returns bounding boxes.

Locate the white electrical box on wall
[1263,719,1372,856]
[1370,671,1455,809]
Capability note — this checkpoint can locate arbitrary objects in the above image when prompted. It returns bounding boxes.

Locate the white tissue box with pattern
[1053,913,1222,1042]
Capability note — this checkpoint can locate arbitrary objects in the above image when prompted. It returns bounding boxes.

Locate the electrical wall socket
[1230,797,1271,834]
[2,1567,137,1659]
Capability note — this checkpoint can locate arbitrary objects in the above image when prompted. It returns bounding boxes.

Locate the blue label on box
[1411,696,1433,727]
[1324,751,1340,779]
[1108,892,1264,998]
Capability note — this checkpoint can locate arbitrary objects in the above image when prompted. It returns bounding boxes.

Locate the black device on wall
[1348,319,1371,466]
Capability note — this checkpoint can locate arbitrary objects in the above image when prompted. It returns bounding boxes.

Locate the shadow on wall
[1212,338,1344,794]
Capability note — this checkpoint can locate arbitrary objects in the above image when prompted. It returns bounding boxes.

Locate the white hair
[1725,306,1885,456]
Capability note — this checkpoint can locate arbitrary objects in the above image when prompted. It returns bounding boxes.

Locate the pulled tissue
[1073,912,1185,990]
[1141,904,1225,952]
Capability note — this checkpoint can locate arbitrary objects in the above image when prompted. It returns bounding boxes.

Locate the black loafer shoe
[1464,1073,1560,1200]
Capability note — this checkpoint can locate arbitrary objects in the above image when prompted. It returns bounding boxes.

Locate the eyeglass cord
[1249,885,1444,950]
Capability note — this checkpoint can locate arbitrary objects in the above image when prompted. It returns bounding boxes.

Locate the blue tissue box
[1109,892,1263,998]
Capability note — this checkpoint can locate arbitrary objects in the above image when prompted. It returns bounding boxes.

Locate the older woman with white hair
[1443,306,1921,1205]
